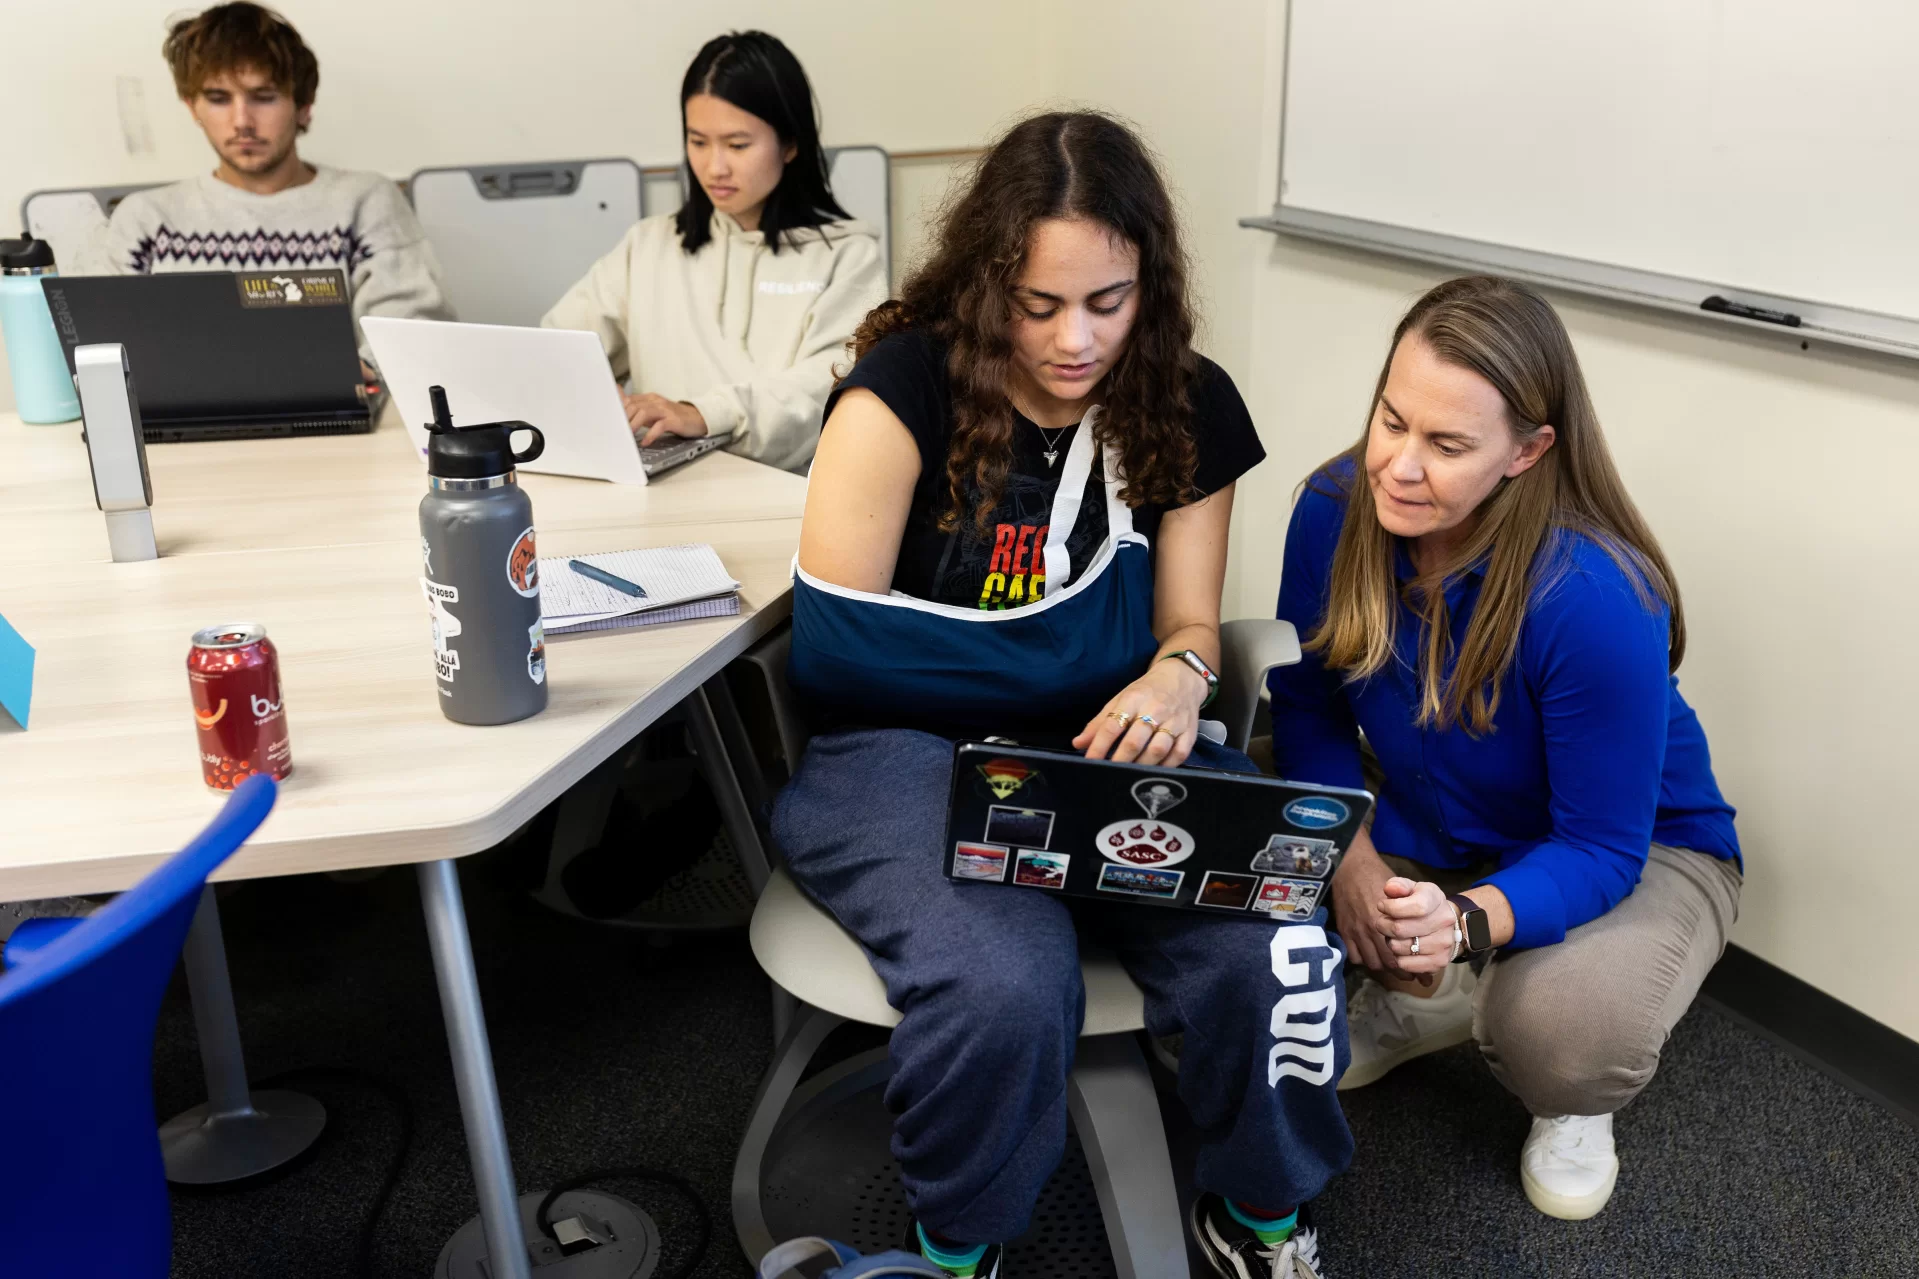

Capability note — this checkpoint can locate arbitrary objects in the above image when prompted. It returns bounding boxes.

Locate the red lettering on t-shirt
[1010,525,1035,575]
[988,525,1017,574]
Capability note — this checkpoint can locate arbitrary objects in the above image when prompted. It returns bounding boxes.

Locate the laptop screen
[42,270,364,424]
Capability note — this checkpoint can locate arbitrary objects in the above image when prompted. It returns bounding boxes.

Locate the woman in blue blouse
[1270,276,1741,1221]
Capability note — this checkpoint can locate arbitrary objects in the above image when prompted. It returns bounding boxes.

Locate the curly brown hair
[163,3,320,120]
[851,110,1200,531]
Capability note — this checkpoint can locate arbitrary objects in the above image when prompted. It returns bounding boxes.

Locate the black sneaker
[905,1221,1004,1278]
[1190,1193,1323,1279]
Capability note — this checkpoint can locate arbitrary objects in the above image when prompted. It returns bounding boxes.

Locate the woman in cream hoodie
[542,31,887,474]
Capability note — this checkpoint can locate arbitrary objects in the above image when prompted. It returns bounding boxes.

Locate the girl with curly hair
[772,111,1350,1278]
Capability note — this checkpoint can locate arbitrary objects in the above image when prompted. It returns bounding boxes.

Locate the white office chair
[21,184,163,271]
[407,158,644,327]
[729,618,1301,1279]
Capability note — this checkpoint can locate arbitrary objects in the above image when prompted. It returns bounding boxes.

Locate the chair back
[408,158,644,326]
[0,776,278,1278]
[826,146,891,280]
[21,184,164,271]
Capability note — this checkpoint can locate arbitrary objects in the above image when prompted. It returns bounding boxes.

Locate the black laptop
[42,270,370,442]
[944,742,1373,923]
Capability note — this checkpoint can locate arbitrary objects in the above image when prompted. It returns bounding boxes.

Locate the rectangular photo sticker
[1251,835,1338,879]
[985,805,1056,850]
[1097,863,1184,901]
[1252,875,1325,921]
[1012,850,1069,890]
[953,842,1011,883]
[1195,870,1259,910]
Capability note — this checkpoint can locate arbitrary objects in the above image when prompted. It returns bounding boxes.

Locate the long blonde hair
[1306,276,1684,734]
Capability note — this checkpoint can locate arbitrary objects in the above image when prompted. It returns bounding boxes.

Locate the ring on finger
[1136,713,1160,730]
[1107,710,1135,726]
[1410,935,1421,955]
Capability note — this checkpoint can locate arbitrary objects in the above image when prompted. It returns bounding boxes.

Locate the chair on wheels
[0,775,279,1277]
[729,619,1300,1279]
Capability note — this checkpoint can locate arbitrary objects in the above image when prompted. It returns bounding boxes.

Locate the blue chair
[0,776,279,1278]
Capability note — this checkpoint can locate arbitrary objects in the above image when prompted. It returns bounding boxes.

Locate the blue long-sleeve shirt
[1269,471,1739,950]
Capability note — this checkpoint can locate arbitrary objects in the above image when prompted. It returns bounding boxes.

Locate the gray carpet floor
[159,856,1919,1278]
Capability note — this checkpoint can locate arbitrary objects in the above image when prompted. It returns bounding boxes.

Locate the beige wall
[0,1,1054,406]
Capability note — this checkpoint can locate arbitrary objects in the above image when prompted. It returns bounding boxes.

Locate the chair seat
[750,868,1148,1037]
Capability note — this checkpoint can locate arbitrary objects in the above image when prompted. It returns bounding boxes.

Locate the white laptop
[361,317,731,484]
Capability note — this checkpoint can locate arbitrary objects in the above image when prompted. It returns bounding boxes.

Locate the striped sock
[917,1223,988,1276]
[1226,1200,1298,1246]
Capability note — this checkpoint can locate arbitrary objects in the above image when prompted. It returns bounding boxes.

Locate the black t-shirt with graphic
[824,330,1266,610]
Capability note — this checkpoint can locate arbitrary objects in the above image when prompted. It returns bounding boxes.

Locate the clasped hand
[1071,658,1209,768]
[1331,842,1458,982]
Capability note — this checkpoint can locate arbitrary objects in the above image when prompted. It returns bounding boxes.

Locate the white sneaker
[1520,1113,1619,1219]
[1337,963,1476,1091]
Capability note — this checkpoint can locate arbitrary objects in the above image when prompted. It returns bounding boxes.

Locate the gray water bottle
[418,385,549,725]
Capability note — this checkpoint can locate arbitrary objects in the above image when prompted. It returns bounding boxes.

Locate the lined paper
[539,544,740,634]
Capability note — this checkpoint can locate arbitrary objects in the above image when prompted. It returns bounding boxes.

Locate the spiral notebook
[538,544,741,636]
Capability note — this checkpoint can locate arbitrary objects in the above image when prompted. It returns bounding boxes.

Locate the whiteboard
[1254,0,1919,358]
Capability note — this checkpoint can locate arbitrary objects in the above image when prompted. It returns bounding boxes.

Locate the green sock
[1226,1200,1298,1246]
[917,1223,988,1276]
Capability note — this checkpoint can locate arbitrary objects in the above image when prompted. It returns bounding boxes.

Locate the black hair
[674,30,849,255]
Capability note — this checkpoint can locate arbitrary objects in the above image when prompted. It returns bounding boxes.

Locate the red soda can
[187,623,294,791]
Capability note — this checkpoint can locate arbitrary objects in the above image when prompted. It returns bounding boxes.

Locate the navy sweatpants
[771,729,1354,1244]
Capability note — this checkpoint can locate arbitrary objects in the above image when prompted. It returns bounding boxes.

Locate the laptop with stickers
[44,270,370,442]
[943,742,1373,923]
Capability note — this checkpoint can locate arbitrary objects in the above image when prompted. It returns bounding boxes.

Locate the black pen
[1701,295,1802,328]
[568,559,648,598]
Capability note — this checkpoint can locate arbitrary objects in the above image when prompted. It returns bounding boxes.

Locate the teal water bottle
[0,234,81,424]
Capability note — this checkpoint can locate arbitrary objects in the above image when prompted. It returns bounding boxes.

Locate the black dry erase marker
[568,558,647,598]
[1701,296,1802,328]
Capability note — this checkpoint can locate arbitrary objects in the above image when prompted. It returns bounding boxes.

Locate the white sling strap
[1040,406,1135,591]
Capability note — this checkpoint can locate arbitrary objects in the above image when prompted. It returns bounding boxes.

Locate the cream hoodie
[541,211,887,473]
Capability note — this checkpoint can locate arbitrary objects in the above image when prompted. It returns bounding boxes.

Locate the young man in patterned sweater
[88,2,452,363]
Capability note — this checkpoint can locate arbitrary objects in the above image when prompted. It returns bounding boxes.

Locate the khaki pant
[1376,844,1743,1117]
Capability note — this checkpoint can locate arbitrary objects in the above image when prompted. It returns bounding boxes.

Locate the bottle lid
[422,385,545,479]
[0,234,56,271]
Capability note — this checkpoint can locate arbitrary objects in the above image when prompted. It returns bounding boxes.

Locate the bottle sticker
[527,620,546,685]
[422,577,462,682]
[506,527,539,598]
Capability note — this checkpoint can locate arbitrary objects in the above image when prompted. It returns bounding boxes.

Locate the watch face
[1464,909,1492,953]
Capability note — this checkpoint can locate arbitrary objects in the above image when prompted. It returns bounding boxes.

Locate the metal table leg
[159,886,327,1184]
[418,858,532,1279]
[685,682,772,895]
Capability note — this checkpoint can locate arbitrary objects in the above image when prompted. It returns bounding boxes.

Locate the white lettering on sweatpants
[1268,925,1339,1087]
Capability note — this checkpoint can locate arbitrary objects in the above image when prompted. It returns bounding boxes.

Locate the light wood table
[0,408,807,1278]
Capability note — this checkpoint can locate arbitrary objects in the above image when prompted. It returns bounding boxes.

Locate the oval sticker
[1094,819,1195,868]
[506,526,539,597]
[1283,796,1350,830]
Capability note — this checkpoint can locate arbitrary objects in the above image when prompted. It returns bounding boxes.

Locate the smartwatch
[1448,894,1492,962]
[1160,649,1219,708]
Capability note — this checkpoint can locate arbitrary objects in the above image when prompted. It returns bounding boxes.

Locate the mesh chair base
[732,1004,1191,1277]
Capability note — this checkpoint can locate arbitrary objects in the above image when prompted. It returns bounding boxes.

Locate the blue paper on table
[0,612,34,729]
